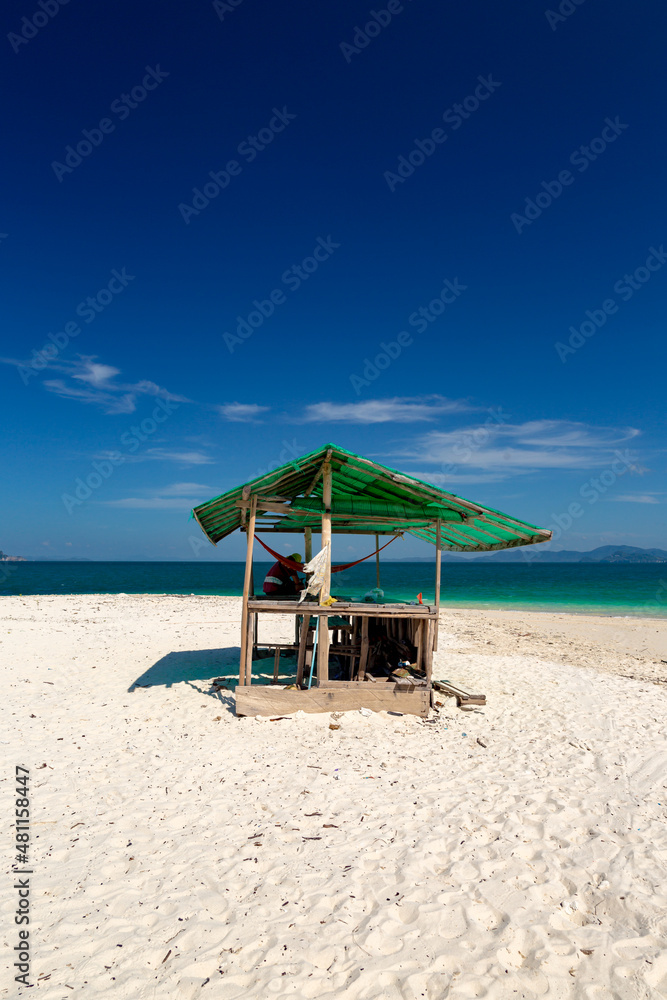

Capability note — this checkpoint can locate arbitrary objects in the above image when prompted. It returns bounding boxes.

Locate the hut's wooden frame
[233,488,441,717]
[191,443,552,717]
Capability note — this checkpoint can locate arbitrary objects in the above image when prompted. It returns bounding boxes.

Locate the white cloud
[300,396,474,424]
[72,361,121,386]
[159,482,215,495]
[218,402,269,422]
[1,354,187,414]
[95,448,214,466]
[405,470,508,485]
[392,420,641,481]
[144,449,214,465]
[104,497,205,510]
[102,481,215,510]
[611,494,662,504]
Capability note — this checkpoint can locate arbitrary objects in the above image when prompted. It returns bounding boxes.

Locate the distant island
[398,545,667,564]
[0,550,26,562]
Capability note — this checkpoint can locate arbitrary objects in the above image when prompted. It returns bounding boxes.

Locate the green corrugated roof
[191,443,552,553]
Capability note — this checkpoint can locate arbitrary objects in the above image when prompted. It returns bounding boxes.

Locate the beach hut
[192,444,552,717]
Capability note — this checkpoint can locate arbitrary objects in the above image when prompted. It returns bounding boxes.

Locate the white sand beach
[3,595,667,999]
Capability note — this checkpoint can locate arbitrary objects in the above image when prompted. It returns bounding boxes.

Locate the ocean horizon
[2,560,666,618]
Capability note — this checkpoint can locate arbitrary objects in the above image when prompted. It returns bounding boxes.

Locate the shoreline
[4,590,667,621]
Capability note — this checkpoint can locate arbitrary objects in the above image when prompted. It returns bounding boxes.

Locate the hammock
[254,534,400,573]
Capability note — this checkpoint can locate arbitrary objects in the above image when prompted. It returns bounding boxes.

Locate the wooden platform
[235,683,430,718]
[247,599,437,618]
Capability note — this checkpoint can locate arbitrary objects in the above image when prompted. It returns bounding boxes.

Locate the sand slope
[2,595,667,999]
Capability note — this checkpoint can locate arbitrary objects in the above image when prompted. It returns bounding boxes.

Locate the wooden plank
[255,642,303,651]
[239,495,257,686]
[247,600,436,617]
[235,685,430,718]
[273,647,280,682]
[255,527,402,535]
[318,679,392,688]
[433,679,486,706]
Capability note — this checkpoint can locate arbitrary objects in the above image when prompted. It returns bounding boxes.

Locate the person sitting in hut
[263,553,304,596]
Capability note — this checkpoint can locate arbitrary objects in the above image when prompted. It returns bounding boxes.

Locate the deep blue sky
[2,0,665,560]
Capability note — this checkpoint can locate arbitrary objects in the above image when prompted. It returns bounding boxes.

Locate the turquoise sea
[1,561,666,617]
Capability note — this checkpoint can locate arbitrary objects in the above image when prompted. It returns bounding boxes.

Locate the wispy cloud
[611,493,663,504]
[405,470,508,485]
[300,395,475,424]
[159,482,214,495]
[1,354,188,414]
[102,482,215,510]
[143,449,214,465]
[95,448,214,466]
[392,420,641,481]
[218,402,270,422]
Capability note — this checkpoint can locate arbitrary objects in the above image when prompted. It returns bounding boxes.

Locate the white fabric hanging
[298,543,330,603]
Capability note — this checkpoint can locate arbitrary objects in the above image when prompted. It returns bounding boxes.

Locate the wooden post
[434,518,442,652]
[239,495,257,686]
[244,612,254,686]
[304,526,312,563]
[358,616,369,681]
[296,616,310,687]
[415,618,423,672]
[424,620,434,684]
[375,533,380,590]
[321,463,332,601]
[318,462,332,683]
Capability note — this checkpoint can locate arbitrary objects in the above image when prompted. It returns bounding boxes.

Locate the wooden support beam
[296,616,310,687]
[375,533,380,590]
[239,495,257,686]
[304,447,333,497]
[321,462,332,600]
[415,619,423,672]
[358,616,369,681]
[318,619,330,685]
[423,620,434,684]
[244,607,254,686]
[434,518,441,652]
[318,461,332,683]
[304,526,312,563]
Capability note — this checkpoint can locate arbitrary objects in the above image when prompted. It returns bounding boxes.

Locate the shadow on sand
[129,647,300,718]
[128,646,240,692]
